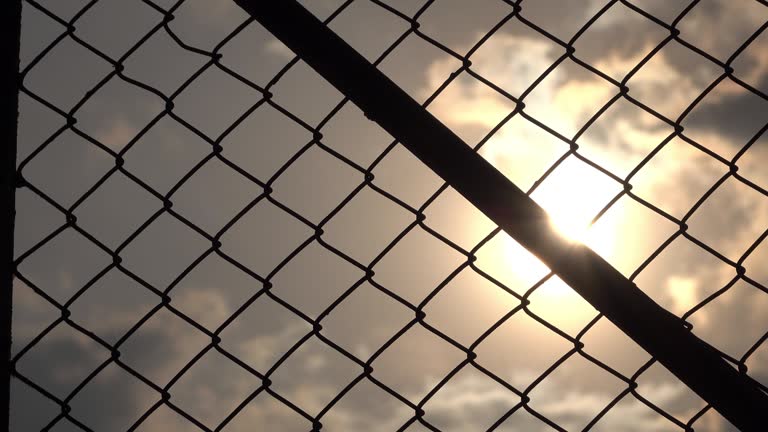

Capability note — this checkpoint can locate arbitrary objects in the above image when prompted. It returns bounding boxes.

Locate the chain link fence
[7,0,768,430]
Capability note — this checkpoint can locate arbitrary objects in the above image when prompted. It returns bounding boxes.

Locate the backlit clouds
[414,4,768,430]
[12,1,768,431]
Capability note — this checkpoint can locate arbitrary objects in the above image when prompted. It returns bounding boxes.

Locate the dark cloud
[11,326,149,431]
[683,79,768,147]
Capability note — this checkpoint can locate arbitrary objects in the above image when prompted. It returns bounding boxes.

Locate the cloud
[11,323,153,431]
[11,278,59,352]
[677,0,768,61]
[186,0,239,21]
[683,83,768,146]
[264,39,294,59]
[666,276,700,316]
[412,14,768,429]
[420,368,521,431]
[426,34,562,129]
[95,117,138,151]
[13,2,768,431]
[360,368,701,432]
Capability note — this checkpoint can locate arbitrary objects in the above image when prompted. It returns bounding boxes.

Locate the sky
[9,0,768,431]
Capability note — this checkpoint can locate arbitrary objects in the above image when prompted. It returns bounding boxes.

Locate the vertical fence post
[233,1,768,429]
[1,0,22,429]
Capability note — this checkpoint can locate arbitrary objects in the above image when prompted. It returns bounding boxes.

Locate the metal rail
[233,1,768,429]
[1,0,23,430]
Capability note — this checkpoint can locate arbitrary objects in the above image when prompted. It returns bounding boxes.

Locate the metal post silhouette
[1,0,23,429]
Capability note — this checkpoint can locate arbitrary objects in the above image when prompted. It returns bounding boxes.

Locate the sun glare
[475,151,625,310]
[530,159,620,256]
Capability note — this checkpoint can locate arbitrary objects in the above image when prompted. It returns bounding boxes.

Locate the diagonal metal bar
[233,1,768,429]
[1,1,22,430]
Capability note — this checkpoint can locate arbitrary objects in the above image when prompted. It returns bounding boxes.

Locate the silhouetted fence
[5,0,768,431]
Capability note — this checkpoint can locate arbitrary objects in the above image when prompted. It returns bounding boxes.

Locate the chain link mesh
[10,0,768,430]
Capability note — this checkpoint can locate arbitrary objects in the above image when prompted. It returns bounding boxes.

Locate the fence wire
[9,0,768,431]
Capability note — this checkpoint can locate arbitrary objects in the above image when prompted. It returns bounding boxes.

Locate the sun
[530,159,621,257]
[471,154,625,309]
